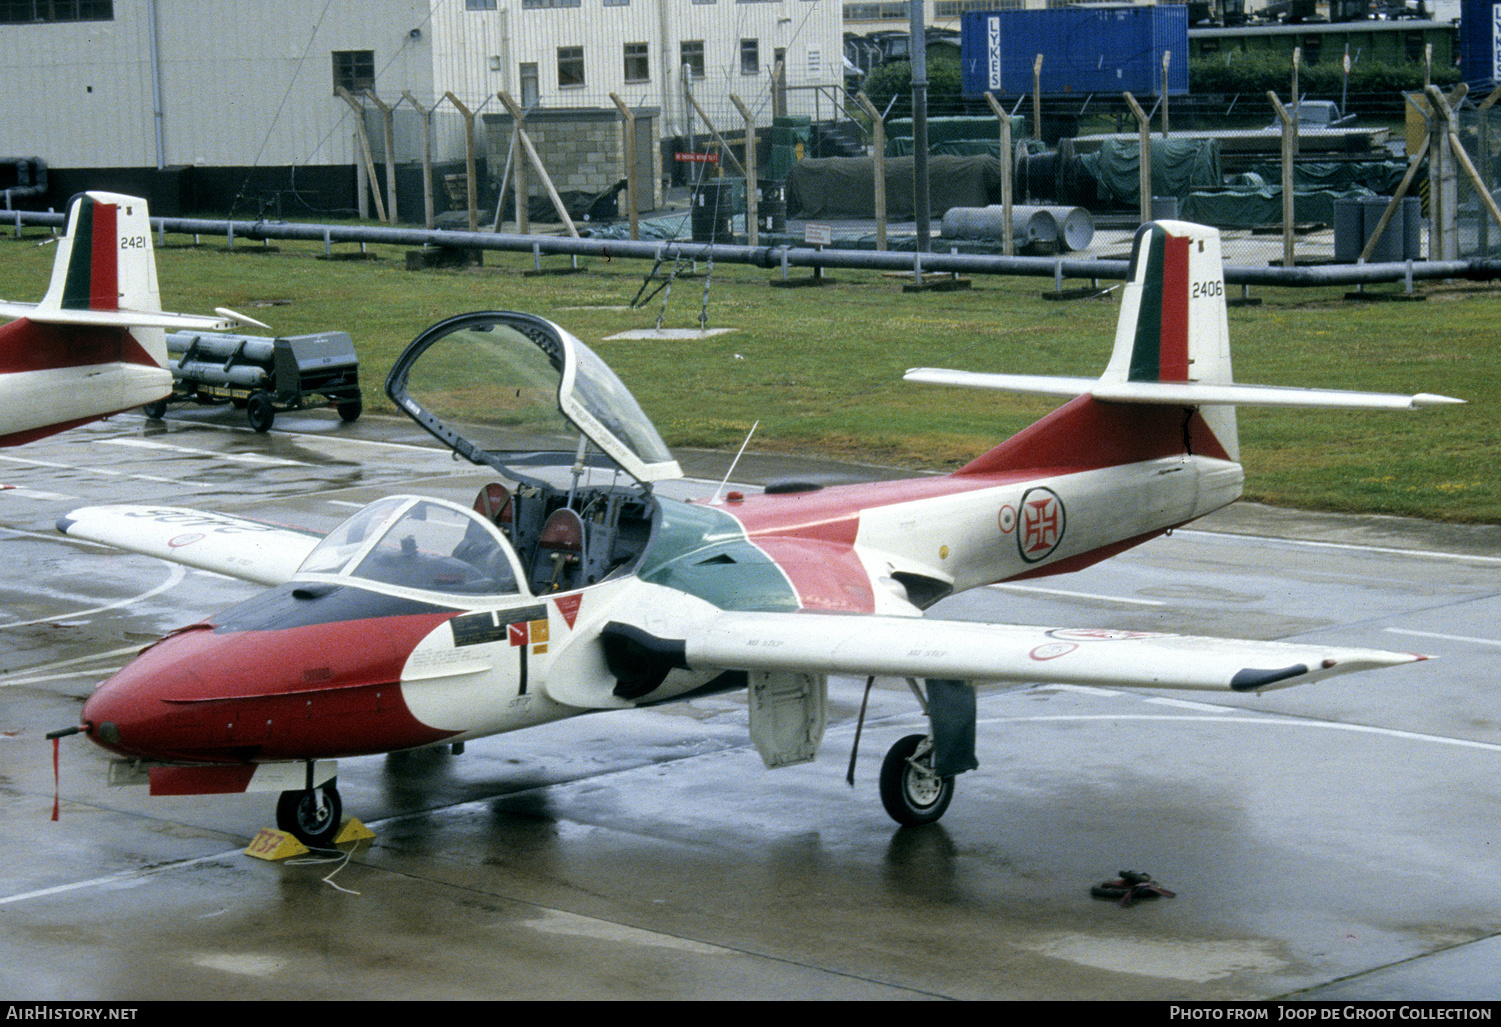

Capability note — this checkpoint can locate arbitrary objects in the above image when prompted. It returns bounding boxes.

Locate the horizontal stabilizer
[632,610,1424,694]
[905,368,1465,410]
[0,300,245,332]
[58,504,322,586]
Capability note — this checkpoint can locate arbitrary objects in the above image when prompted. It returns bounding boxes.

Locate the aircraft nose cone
[80,625,218,761]
[81,664,165,758]
[77,597,458,764]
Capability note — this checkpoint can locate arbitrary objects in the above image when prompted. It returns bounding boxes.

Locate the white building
[0,0,843,216]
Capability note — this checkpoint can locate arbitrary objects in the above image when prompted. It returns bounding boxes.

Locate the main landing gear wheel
[879,734,954,826]
[276,783,342,847]
[141,400,168,420]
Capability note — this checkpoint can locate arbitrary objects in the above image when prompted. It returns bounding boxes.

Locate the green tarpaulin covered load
[884,115,1027,157]
[785,155,1006,218]
[1079,138,1222,208]
[1245,159,1409,195]
[1181,186,1377,228]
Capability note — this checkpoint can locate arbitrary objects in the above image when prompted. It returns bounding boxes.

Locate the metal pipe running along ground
[10,209,1501,288]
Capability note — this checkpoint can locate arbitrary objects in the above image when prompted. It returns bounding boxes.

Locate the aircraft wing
[57,505,322,586]
[608,610,1424,696]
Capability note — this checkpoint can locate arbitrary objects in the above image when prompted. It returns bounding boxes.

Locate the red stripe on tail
[89,201,118,311]
[1159,232,1190,381]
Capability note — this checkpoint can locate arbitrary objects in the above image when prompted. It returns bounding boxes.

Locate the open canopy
[386,311,682,488]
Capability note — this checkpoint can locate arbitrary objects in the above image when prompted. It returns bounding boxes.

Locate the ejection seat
[473,482,513,535]
[533,507,586,593]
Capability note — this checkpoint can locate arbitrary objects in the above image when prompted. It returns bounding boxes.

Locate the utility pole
[909,0,930,251]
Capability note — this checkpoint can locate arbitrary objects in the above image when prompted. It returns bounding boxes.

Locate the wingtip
[215,306,272,331]
[1411,393,1466,407]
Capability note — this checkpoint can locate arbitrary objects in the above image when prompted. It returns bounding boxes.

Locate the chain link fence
[332,80,1501,275]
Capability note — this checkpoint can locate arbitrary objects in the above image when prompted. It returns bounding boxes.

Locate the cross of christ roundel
[1017,487,1065,563]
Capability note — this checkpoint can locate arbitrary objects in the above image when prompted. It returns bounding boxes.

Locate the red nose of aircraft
[81,624,229,762]
[80,591,460,765]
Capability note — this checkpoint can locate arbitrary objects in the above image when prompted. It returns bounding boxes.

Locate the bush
[862,58,977,119]
[1189,52,1459,100]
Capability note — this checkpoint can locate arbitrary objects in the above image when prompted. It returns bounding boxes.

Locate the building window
[333,50,375,94]
[681,41,705,79]
[624,42,649,83]
[0,1,112,22]
[934,0,1015,13]
[522,0,580,7]
[558,46,585,88]
[740,39,759,76]
[465,0,496,8]
[520,62,539,107]
[603,0,628,6]
[844,2,906,18]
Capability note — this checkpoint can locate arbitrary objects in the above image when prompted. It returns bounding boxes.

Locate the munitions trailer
[146,330,362,432]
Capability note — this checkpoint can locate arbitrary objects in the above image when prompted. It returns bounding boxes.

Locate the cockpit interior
[379,311,681,598]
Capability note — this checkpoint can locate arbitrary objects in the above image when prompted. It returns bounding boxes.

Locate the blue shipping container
[961,5,1190,98]
[1459,0,1501,90]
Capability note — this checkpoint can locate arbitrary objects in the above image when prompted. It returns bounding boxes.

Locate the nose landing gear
[276,782,343,847]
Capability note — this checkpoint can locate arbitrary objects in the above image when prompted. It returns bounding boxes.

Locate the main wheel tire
[142,400,168,419]
[336,398,362,422]
[246,393,275,433]
[879,734,954,826]
[276,784,342,847]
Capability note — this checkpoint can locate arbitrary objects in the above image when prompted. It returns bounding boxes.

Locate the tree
[861,58,974,121]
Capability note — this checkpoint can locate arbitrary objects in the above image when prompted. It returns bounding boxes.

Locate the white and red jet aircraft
[0,190,254,446]
[53,220,1461,846]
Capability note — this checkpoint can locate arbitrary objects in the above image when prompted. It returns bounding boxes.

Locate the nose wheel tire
[879,734,954,826]
[276,784,343,847]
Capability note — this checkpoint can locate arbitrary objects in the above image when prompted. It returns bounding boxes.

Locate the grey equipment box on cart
[147,330,363,432]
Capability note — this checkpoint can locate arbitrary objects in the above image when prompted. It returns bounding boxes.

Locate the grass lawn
[1,227,1495,523]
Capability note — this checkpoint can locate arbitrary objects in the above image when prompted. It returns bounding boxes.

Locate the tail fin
[1103,220,1232,388]
[905,220,1462,467]
[0,192,259,445]
[1102,220,1238,458]
[40,192,165,326]
[0,192,250,344]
